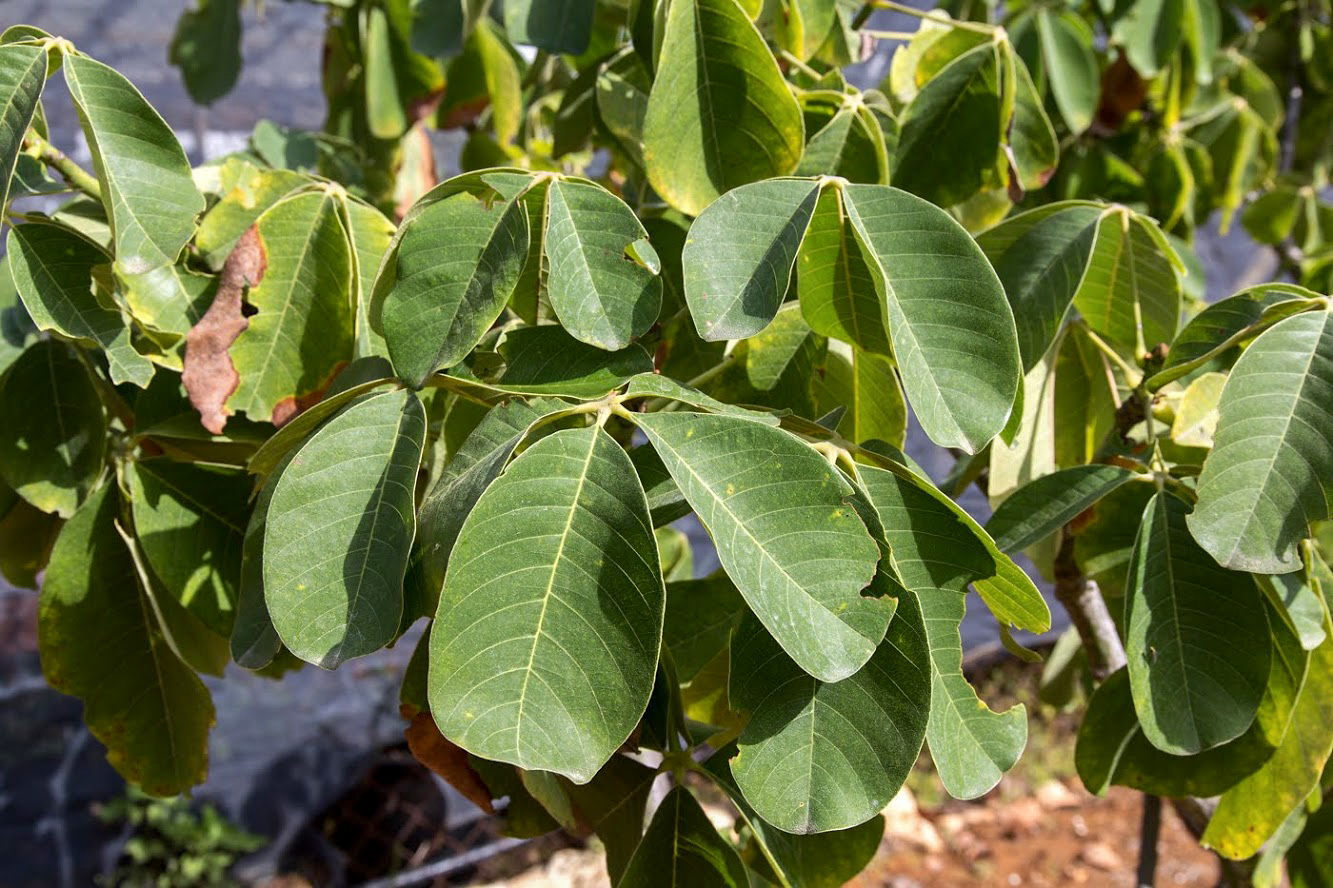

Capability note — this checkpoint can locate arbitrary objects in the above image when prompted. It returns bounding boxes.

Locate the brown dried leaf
[404,710,496,814]
[183,227,266,434]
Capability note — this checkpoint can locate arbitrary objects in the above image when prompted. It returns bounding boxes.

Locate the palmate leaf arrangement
[3,0,1333,882]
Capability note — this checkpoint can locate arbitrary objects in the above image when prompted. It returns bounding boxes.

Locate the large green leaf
[1188,308,1333,573]
[683,178,821,341]
[978,201,1103,371]
[843,183,1020,452]
[663,572,747,682]
[562,755,658,884]
[194,160,306,269]
[1113,0,1185,78]
[892,40,1002,208]
[813,341,907,448]
[494,325,654,397]
[857,462,1027,799]
[39,484,214,795]
[1075,666,1275,798]
[619,786,748,888]
[230,448,290,670]
[0,44,46,211]
[63,53,204,274]
[1204,609,1333,859]
[798,185,892,354]
[0,340,106,518]
[632,410,886,682]
[544,178,662,349]
[128,460,249,637]
[376,190,529,386]
[119,262,216,340]
[169,0,243,105]
[1126,492,1271,754]
[7,222,155,387]
[430,425,664,782]
[1036,11,1098,134]
[1072,208,1181,355]
[985,465,1137,553]
[729,572,928,834]
[264,389,426,668]
[226,189,355,424]
[642,0,804,216]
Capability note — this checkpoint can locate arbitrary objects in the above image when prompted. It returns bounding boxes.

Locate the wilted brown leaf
[183,227,266,434]
[404,710,495,814]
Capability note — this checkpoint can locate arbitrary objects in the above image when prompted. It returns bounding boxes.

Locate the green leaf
[664,572,747,682]
[632,410,886,683]
[892,41,1002,208]
[683,178,821,341]
[978,201,1103,372]
[1126,492,1272,754]
[227,189,355,424]
[495,325,654,397]
[622,372,780,424]
[363,5,409,139]
[642,0,804,216]
[0,262,38,377]
[630,445,692,528]
[504,0,594,54]
[857,462,1027,799]
[7,222,155,387]
[1259,551,1329,651]
[813,341,907,448]
[1170,370,1225,448]
[1289,798,1333,888]
[128,460,249,636]
[544,178,662,350]
[119,262,217,339]
[1073,209,1181,354]
[412,396,568,606]
[339,195,396,360]
[440,20,522,143]
[39,484,214,795]
[1189,308,1333,573]
[563,755,658,884]
[1036,11,1098,134]
[1204,608,1333,859]
[797,185,891,354]
[169,0,243,105]
[1054,324,1118,467]
[794,102,889,184]
[1075,478,1156,599]
[1075,666,1275,798]
[194,160,307,269]
[1113,0,1185,77]
[0,44,46,211]
[729,571,928,834]
[230,447,290,670]
[843,183,1021,452]
[1008,51,1059,193]
[985,466,1137,553]
[596,48,651,167]
[429,425,664,782]
[63,53,204,274]
[376,190,529,387]
[0,479,61,589]
[619,786,748,888]
[0,340,106,518]
[264,389,426,668]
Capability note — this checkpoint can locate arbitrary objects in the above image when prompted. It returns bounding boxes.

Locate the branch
[1053,528,1126,682]
[23,132,102,201]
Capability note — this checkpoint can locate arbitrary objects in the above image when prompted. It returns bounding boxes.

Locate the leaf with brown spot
[405,711,495,814]
[183,226,264,434]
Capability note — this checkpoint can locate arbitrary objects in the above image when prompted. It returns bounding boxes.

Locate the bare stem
[1053,528,1127,682]
[867,0,997,33]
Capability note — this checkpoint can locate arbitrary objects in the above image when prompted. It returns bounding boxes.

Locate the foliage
[2,0,1333,884]
[97,788,264,888]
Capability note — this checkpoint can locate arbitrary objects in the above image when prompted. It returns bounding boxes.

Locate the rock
[882,788,944,853]
[1036,780,1081,810]
[1080,841,1123,872]
[1000,798,1044,834]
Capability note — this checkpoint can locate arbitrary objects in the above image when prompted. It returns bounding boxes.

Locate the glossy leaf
[0,340,106,518]
[7,222,155,387]
[1126,492,1271,754]
[128,460,248,636]
[39,484,214,795]
[857,463,1027,799]
[985,465,1137,553]
[619,786,748,888]
[729,574,929,834]
[430,425,664,782]
[843,183,1020,452]
[226,189,355,424]
[1189,308,1333,573]
[544,178,662,349]
[63,53,204,274]
[642,0,804,215]
[264,389,426,668]
[683,178,821,341]
[0,44,46,211]
[633,410,886,683]
[377,191,529,387]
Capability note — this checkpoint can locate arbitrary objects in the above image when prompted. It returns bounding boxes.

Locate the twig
[1053,528,1127,682]
[866,0,996,34]
[22,132,102,201]
[1136,795,1161,888]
